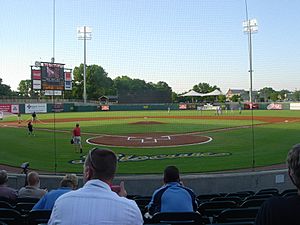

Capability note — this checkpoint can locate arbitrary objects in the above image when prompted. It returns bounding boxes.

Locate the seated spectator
[147,165,198,216]
[48,148,143,225]
[18,171,46,199]
[33,174,78,210]
[0,169,17,201]
[255,143,300,225]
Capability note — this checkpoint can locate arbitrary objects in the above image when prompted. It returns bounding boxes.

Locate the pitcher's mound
[87,133,212,148]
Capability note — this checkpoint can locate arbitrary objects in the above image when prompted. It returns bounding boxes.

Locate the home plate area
[87,133,212,148]
[127,135,171,143]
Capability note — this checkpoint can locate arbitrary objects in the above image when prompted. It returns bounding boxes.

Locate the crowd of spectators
[0,144,300,225]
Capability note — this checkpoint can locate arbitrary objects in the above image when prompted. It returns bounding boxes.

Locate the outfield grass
[0,110,300,174]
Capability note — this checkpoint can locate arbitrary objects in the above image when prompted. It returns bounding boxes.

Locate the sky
[0,0,299,94]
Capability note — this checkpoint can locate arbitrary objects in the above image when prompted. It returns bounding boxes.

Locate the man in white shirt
[48,148,143,225]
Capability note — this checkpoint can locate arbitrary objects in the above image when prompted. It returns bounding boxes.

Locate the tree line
[1,63,300,102]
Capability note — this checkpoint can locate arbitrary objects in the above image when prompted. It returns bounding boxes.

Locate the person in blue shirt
[147,165,198,215]
[33,174,78,210]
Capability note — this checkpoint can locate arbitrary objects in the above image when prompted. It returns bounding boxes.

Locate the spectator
[33,174,78,210]
[48,148,143,225]
[147,165,198,216]
[18,171,46,199]
[0,170,17,201]
[255,143,300,225]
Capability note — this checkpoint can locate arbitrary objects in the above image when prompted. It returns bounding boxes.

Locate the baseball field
[0,109,300,174]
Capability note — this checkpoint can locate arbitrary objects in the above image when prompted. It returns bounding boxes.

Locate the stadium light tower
[77,26,92,104]
[243,0,258,104]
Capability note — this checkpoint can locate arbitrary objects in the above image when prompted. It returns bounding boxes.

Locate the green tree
[0,78,13,96]
[72,64,114,100]
[193,82,219,94]
[293,91,300,101]
[230,94,240,102]
[270,92,279,102]
[17,79,31,97]
[218,95,226,103]
[259,87,276,102]
[278,89,290,101]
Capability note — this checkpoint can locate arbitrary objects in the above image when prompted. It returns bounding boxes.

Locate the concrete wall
[8,169,294,196]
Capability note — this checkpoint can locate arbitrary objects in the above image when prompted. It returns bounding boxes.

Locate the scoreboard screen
[41,63,65,90]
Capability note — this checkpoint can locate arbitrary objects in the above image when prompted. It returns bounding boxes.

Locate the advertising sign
[0,104,11,112]
[52,103,64,112]
[179,104,187,110]
[25,103,47,113]
[11,105,19,114]
[267,103,283,110]
[44,90,62,96]
[32,69,42,90]
[290,103,300,110]
[0,104,19,113]
[101,105,110,111]
[64,71,72,90]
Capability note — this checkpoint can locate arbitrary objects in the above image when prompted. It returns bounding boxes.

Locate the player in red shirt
[72,123,82,153]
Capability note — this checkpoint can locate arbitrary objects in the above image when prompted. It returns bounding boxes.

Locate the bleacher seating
[27,210,52,225]
[0,188,296,224]
[215,208,259,223]
[0,208,23,225]
[198,201,237,217]
[150,212,204,225]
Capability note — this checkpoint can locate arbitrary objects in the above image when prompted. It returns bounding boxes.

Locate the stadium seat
[215,207,259,223]
[197,194,221,203]
[198,201,237,217]
[255,188,279,196]
[0,208,23,225]
[134,196,152,214]
[210,197,242,204]
[16,197,39,204]
[27,210,52,225]
[0,201,14,209]
[150,212,205,225]
[239,199,266,208]
[0,197,15,206]
[225,192,253,199]
[244,194,273,201]
[280,189,297,196]
[282,192,298,197]
[210,222,254,225]
[15,202,35,214]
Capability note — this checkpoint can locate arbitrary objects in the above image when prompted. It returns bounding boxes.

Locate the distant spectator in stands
[33,174,78,210]
[0,170,17,201]
[147,165,198,216]
[255,143,300,225]
[48,148,143,225]
[18,171,46,199]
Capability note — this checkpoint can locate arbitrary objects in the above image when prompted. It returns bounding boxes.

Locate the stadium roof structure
[181,90,202,97]
[200,89,224,96]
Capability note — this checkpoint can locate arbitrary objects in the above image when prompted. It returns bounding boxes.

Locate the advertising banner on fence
[101,105,110,111]
[0,104,19,113]
[25,103,47,114]
[179,104,187,110]
[290,103,300,110]
[267,103,283,110]
[52,103,64,112]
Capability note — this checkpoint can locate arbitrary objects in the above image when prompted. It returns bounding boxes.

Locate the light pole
[243,1,258,104]
[77,26,92,104]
